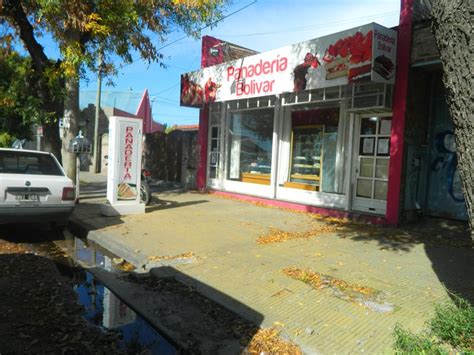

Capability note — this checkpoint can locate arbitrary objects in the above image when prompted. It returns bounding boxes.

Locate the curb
[68,216,149,270]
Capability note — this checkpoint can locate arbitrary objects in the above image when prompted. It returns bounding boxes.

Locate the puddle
[47,232,179,354]
[73,271,177,354]
[60,232,116,270]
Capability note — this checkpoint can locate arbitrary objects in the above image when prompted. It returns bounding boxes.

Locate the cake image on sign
[348,63,372,82]
[324,56,349,80]
[323,30,373,83]
[117,183,137,200]
[373,55,395,80]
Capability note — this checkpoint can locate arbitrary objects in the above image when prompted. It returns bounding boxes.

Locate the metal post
[93,49,103,173]
[36,134,41,151]
[76,155,80,201]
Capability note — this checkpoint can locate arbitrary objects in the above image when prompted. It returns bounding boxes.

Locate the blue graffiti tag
[431,130,464,202]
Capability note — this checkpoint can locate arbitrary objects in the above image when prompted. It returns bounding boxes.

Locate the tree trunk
[61,74,80,183]
[431,0,473,241]
[43,120,62,160]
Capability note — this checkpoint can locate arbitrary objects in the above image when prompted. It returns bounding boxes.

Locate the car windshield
[0,151,64,176]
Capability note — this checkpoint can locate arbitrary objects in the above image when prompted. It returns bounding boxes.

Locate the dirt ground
[0,238,123,354]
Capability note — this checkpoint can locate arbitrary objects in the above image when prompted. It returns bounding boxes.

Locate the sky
[39,0,401,127]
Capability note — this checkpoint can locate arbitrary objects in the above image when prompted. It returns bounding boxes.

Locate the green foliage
[393,295,474,353]
[0,48,39,138]
[430,295,474,351]
[0,132,15,148]
[393,324,446,354]
[15,0,227,79]
[0,44,64,137]
[165,125,177,134]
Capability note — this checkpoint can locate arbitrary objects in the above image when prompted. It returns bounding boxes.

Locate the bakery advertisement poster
[117,121,140,201]
[180,23,397,106]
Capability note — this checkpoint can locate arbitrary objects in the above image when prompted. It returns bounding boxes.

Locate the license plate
[15,194,39,202]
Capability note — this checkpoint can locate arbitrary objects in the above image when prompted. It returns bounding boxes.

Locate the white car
[0,148,75,227]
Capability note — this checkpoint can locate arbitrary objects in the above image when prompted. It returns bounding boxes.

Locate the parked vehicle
[0,148,75,227]
[140,169,152,205]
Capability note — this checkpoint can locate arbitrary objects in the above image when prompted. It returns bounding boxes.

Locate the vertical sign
[101,116,145,216]
[117,121,140,201]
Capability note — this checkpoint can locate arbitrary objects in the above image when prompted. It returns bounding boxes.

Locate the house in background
[79,89,165,173]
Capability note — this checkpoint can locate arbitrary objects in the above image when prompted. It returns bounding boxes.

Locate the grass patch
[393,324,445,354]
[393,295,473,353]
[430,295,473,351]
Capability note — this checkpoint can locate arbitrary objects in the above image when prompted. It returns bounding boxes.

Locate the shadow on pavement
[315,215,474,304]
[145,198,209,213]
[70,202,125,234]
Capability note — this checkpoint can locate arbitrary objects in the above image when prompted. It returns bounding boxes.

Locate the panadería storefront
[181,23,398,218]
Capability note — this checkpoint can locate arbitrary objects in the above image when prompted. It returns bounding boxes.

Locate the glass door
[352,115,391,214]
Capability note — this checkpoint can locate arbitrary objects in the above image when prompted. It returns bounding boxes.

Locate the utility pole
[92,48,103,173]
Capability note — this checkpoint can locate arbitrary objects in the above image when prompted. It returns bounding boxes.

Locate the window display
[284,108,340,192]
[227,108,274,184]
[285,125,323,190]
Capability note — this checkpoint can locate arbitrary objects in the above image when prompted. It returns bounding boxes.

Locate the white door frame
[351,113,392,215]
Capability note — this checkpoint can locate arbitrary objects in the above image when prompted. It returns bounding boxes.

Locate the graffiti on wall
[431,130,464,202]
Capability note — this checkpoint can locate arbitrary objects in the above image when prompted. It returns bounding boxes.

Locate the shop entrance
[352,114,392,215]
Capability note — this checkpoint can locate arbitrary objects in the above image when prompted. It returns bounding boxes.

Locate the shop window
[283,108,340,192]
[227,108,274,185]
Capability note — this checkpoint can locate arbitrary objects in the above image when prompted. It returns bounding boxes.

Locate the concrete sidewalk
[70,191,473,354]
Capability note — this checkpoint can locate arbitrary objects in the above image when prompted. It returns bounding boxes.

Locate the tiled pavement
[71,191,473,354]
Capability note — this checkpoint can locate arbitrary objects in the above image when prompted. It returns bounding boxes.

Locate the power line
[150,83,180,97]
[149,55,200,97]
[173,11,398,41]
[157,0,258,52]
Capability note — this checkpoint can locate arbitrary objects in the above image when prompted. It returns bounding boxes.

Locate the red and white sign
[116,121,140,200]
[103,116,144,216]
[181,23,397,107]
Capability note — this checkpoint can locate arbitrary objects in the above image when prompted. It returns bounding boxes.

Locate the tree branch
[1,0,49,73]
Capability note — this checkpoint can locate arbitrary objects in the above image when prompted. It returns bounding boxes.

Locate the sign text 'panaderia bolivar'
[180,23,397,107]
